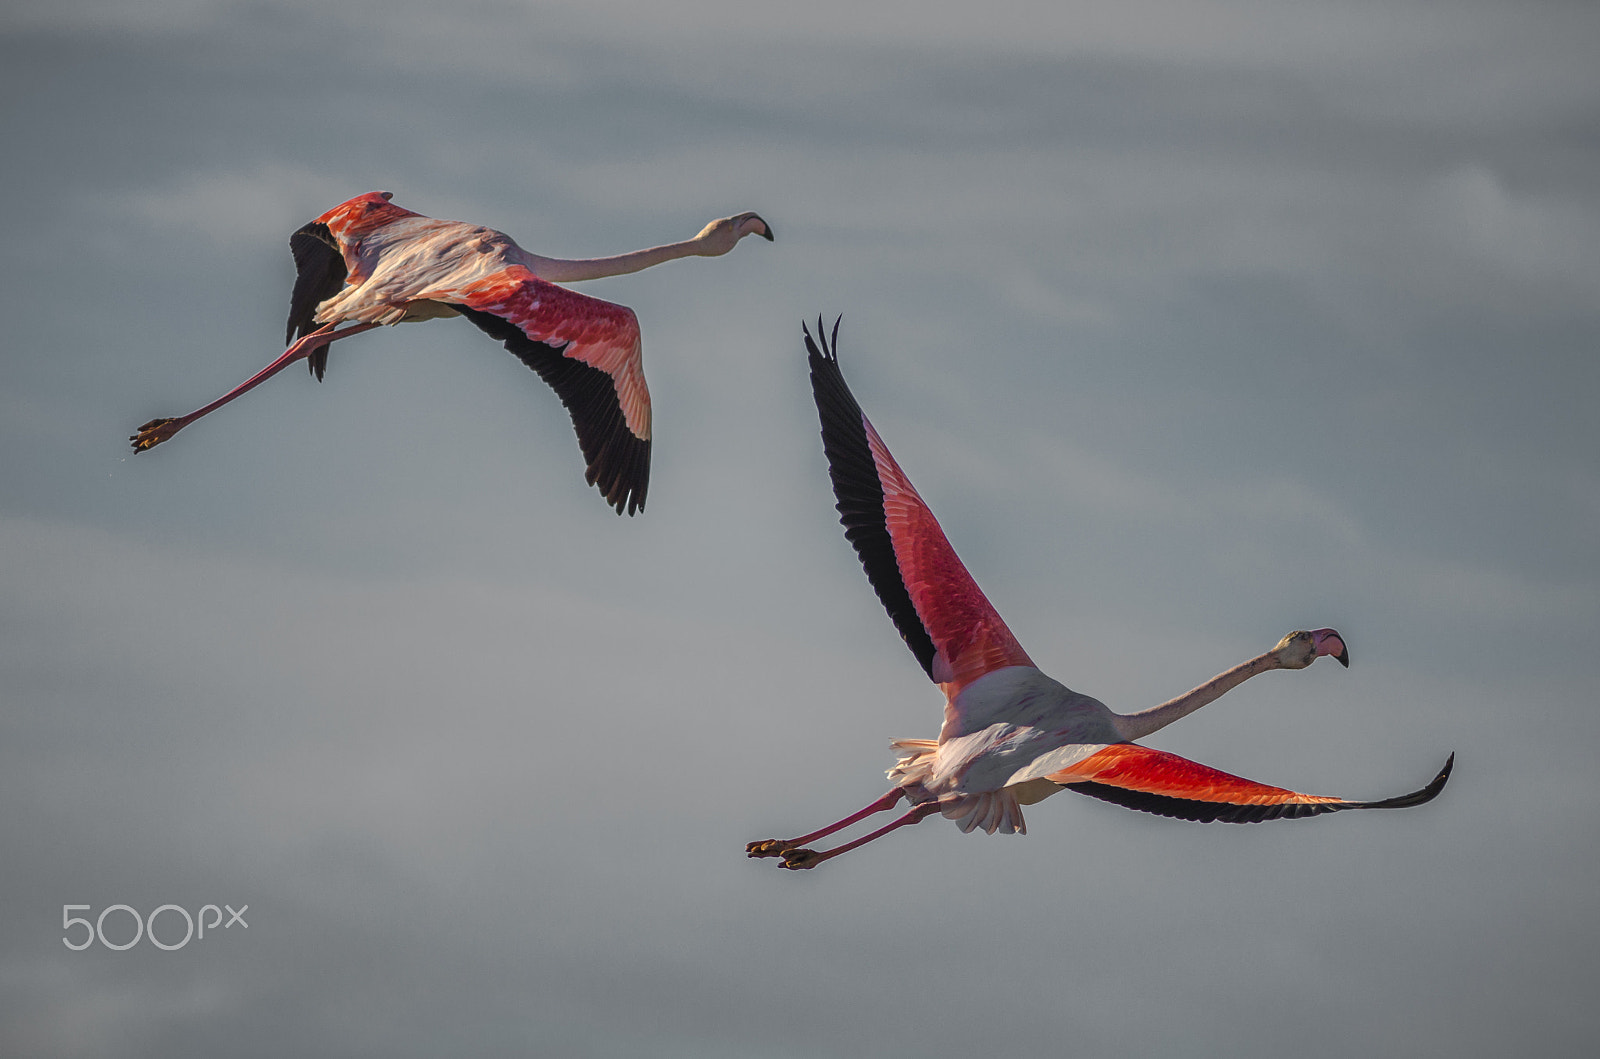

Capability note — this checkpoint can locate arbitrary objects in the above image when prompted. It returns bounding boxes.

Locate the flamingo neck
[1112,650,1282,742]
[519,240,702,284]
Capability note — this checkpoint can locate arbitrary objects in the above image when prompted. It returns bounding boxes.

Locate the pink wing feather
[454,266,650,440]
[865,421,1034,690]
[1049,744,1455,822]
[447,266,652,514]
[808,319,1032,697]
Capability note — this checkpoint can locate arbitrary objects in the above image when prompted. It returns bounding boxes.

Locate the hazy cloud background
[2,1,1596,1055]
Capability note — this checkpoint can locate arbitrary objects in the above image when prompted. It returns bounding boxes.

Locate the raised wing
[286,220,348,381]
[450,267,651,516]
[806,318,1033,693]
[1046,744,1454,823]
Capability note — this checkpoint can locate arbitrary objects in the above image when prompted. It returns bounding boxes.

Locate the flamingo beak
[747,214,775,241]
[1311,628,1350,667]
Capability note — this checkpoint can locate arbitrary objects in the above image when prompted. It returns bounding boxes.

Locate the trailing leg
[131,322,378,452]
[778,800,942,870]
[746,789,905,858]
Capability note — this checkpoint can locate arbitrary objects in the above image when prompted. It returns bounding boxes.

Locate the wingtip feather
[803,315,843,364]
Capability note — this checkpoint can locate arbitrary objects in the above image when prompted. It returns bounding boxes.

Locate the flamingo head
[1271,628,1350,669]
[692,211,775,255]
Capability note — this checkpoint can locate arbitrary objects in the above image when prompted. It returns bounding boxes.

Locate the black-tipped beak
[754,215,774,241]
[1335,647,1350,667]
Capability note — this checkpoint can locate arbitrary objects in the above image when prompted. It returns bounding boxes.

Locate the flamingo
[747,319,1452,870]
[130,191,774,515]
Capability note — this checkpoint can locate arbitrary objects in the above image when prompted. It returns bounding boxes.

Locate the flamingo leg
[131,322,380,452]
[777,800,942,870]
[745,789,906,859]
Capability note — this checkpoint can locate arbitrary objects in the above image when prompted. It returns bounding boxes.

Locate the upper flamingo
[131,191,774,515]
[747,319,1452,870]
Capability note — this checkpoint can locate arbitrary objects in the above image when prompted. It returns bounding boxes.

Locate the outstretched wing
[1046,744,1454,823]
[286,220,348,380]
[806,318,1033,694]
[449,266,651,516]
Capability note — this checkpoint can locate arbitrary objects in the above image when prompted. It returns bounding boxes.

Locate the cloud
[117,166,358,246]
[4,3,1599,1055]
[1427,163,1600,295]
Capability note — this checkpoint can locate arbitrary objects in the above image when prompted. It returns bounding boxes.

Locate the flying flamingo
[747,319,1452,870]
[130,191,774,515]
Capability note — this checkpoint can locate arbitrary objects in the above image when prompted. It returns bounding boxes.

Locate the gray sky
[2,1,1597,1055]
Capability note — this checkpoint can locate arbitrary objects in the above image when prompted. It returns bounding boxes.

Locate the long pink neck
[1112,650,1282,742]
[519,240,701,283]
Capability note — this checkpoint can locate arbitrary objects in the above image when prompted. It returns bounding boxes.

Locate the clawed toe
[747,839,825,868]
[130,417,181,452]
[779,848,822,870]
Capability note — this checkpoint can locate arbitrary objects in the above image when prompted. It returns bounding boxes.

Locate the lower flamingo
[747,319,1452,870]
